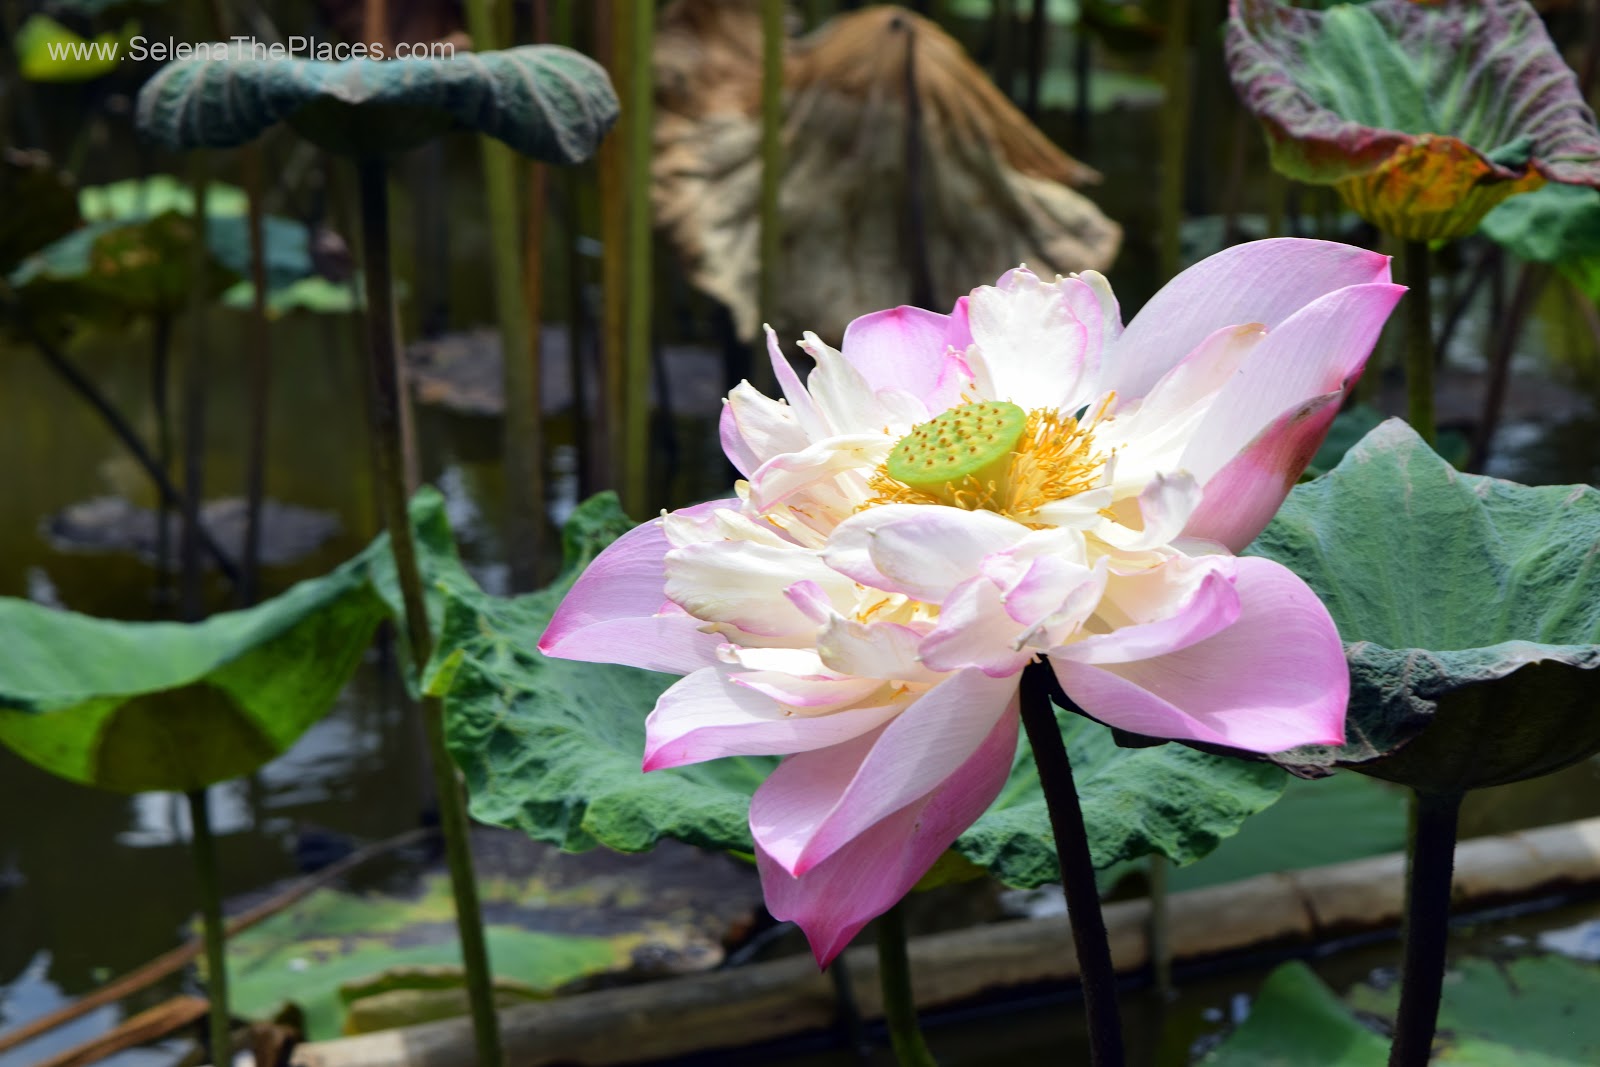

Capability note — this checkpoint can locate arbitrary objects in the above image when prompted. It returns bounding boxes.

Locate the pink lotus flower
[541,238,1403,966]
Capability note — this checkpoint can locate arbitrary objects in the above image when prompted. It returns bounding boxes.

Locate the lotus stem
[1389,790,1463,1067]
[179,160,212,621]
[240,143,271,606]
[876,901,938,1067]
[465,0,544,591]
[1024,0,1048,118]
[1265,171,1286,239]
[829,951,870,1056]
[761,0,787,337]
[151,312,175,603]
[1401,239,1435,446]
[1147,853,1172,998]
[355,156,505,1067]
[902,18,936,311]
[185,788,231,1066]
[1073,20,1091,149]
[623,0,657,518]
[1019,660,1126,1066]
[597,2,628,502]
[1158,0,1191,279]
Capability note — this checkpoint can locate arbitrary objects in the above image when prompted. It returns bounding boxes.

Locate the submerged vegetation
[1,2,1599,1067]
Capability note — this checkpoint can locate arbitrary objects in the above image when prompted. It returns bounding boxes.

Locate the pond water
[3,20,1600,1067]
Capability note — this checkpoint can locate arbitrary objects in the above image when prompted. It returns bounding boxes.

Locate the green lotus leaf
[0,561,384,794]
[135,44,618,160]
[1481,181,1600,300]
[7,177,318,319]
[1244,419,1600,795]
[1201,961,1388,1066]
[0,489,455,794]
[441,494,1288,886]
[1227,0,1600,240]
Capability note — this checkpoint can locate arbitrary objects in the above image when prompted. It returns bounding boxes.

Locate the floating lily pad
[227,881,623,1040]
[135,44,618,160]
[1208,955,1600,1065]
[1227,0,1600,240]
[440,494,1288,887]
[1201,961,1388,1066]
[1245,419,1600,794]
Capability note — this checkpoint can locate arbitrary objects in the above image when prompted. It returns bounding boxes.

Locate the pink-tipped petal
[1052,555,1240,665]
[755,703,1019,967]
[1182,391,1343,552]
[1096,471,1205,552]
[540,500,737,674]
[1104,239,1393,398]
[644,668,905,771]
[1052,557,1349,753]
[823,505,1027,602]
[1180,281,1405,482]
[752,668,1017,875]
[840,304,970,409]
[746,434,892,513]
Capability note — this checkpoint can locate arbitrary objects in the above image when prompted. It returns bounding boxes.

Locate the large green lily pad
[441,495,1289,887]
[0,490,455,793]
[135,44,618,160]
[1482,181,1600,302]
[1227,0,1600,240]
[1245,419,1600,795]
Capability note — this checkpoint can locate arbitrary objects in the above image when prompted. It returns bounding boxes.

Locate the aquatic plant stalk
[179,161,212,621]
[355,157,504,1067]
[185,788,231,1065]
[151,313,175,601]
[623,0,656,517]
[1388,791,1463,1067]
[465,0,543,592]
[1402,240,1435,445]
[240,143,272,606]
[902,18,935,311]
[876,901,937,1067]
[1147,853,1172,998]
[1024,0,1048,118]
[757,0,784,394]
[596,2,628,501]
[1159,0,1192,278]
[1020,660,1126,1066]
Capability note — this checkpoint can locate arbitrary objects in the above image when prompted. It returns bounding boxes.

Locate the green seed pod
[886,401,1027,494]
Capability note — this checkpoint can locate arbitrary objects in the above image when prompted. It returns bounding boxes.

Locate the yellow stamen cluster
[868,402,1109,526]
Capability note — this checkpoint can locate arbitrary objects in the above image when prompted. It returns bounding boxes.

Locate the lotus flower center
[871,400,1106,523]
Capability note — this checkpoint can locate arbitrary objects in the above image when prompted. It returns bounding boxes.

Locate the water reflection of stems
[1389,791,1463,1067]
[876,901,938,1067]
[1020,661,1127,1066]
[355,157,505,1067]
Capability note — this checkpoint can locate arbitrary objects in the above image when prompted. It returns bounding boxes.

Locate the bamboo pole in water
[464,0,543,590]
[622,0,656,518]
